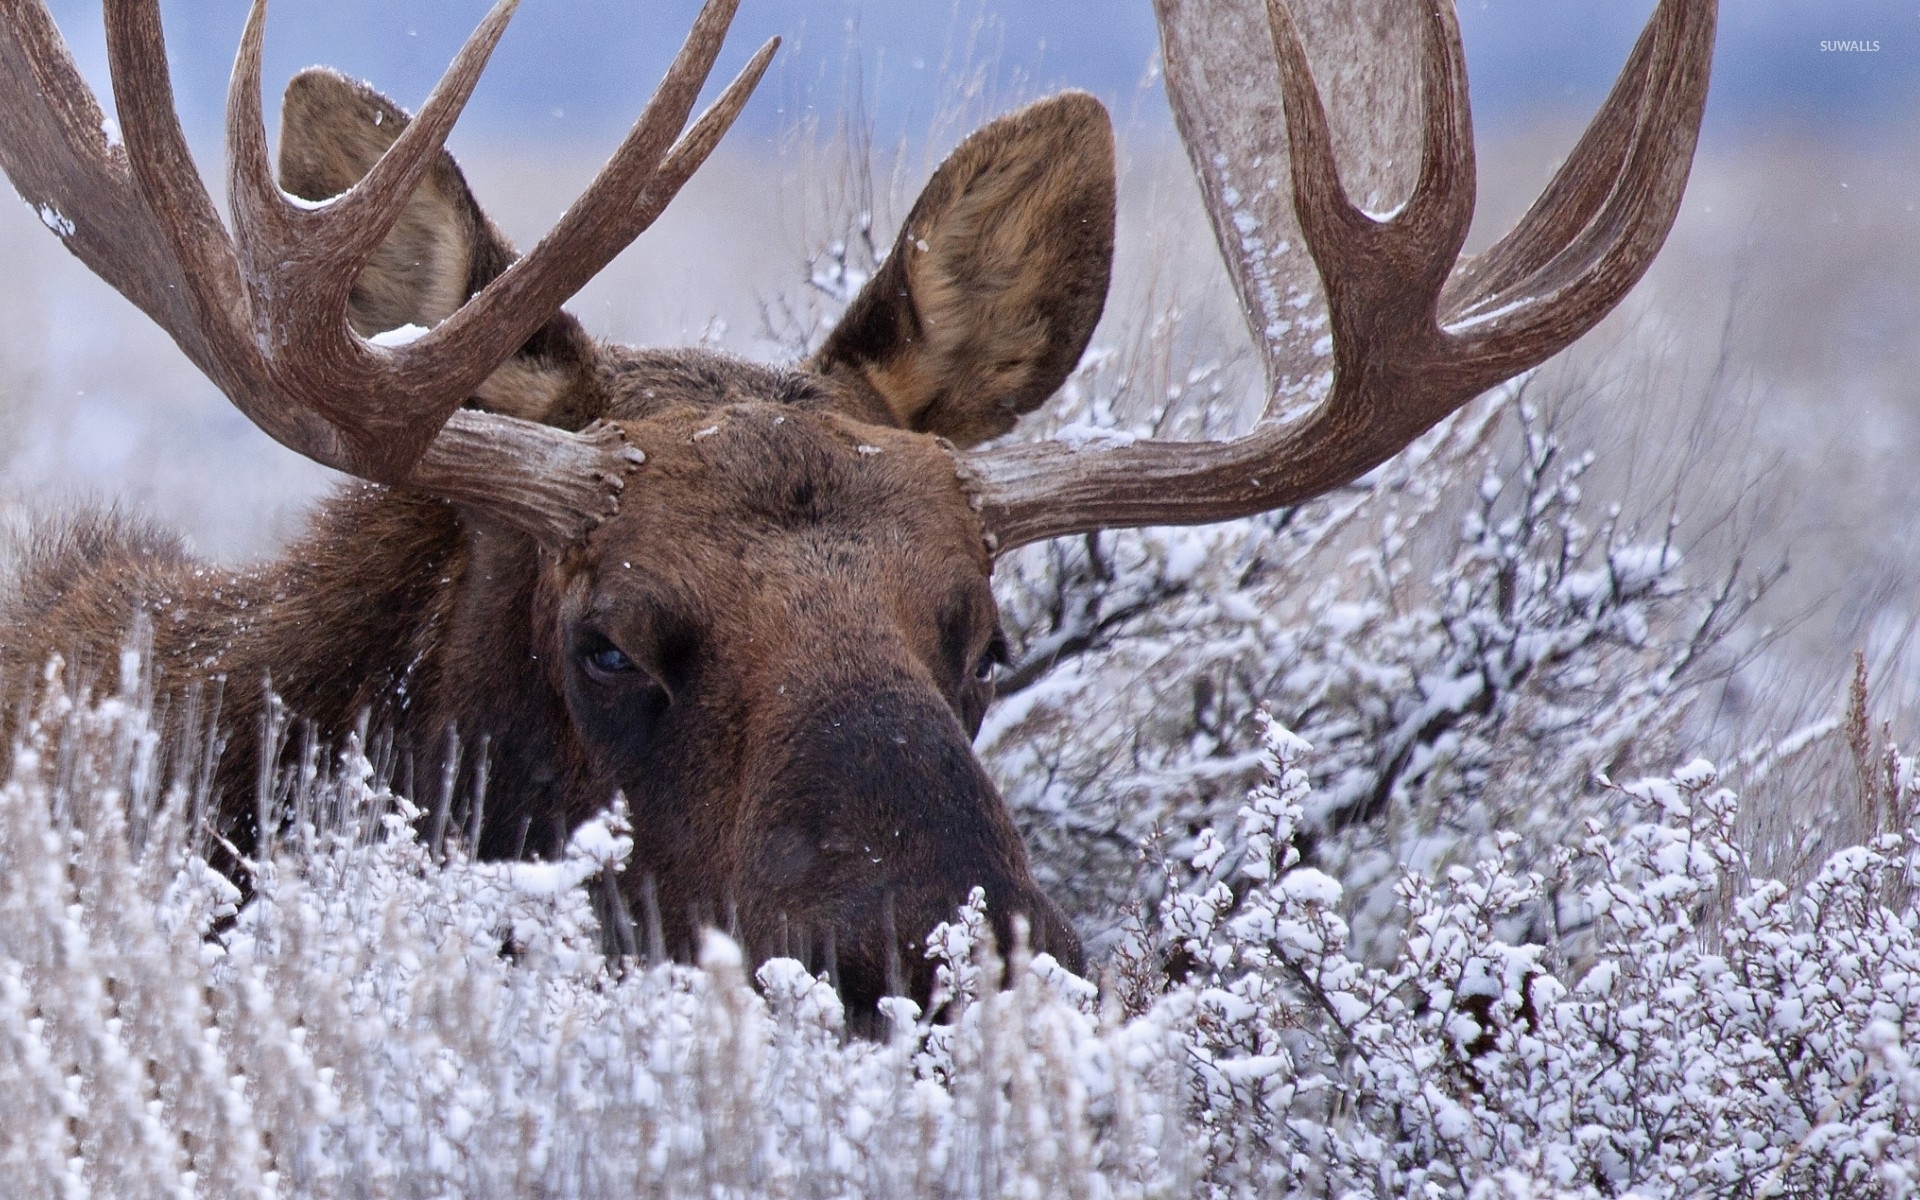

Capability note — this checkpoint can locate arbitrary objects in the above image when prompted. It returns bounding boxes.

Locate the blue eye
[584,643,637,678]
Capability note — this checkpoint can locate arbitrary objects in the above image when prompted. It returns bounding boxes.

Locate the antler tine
[228,0,517,294]
[223,0,523,451]
[1394,0,1474,260]
[1263,0,1367,253]
[962,0,1716,553]
[521,30,777,280]
[301,0,517,269]
[408,0,768,399]
[1442,0,1711,325]
[630,36,781,230]
[103,0,252,374]
[1440,7,1661,310]
[1266,0,1472,318]
[104,0,358,464]
[225,0,755,482]
[224,0,281,244]
[0,0,188,346]
[1445,0,1714,370]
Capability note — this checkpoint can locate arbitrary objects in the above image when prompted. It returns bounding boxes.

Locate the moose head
[0,0,1715,1013]
[273,63,1115,1005]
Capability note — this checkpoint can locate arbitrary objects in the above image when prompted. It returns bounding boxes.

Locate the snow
[1161,531,1211,585]
[367,323,427,347]
[281,190,339,211]
[1051,421,1138,450]
[697,930,745,977]
[1279,867,1343,907]
[1213,162,1309,364]
[1445,294,1535,333]
[1785,720,1843,762]
[1320,602,1373,637]
[1611,543,1682,592]
[1672,758,1719,788]
[35,204,73,238]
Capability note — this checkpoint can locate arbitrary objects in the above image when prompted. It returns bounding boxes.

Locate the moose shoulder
[0,0,1715,1015]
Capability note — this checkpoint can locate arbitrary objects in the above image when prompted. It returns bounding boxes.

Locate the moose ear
[278,68,589,425]
[811,92,1116,447]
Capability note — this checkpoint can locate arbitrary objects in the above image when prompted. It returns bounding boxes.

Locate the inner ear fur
[277,68,594,427]
[811,91,1117,448]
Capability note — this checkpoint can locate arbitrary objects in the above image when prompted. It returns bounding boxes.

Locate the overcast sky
[38,0,1920,151]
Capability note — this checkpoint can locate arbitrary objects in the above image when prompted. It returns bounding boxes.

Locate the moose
[0,0,1714,1014]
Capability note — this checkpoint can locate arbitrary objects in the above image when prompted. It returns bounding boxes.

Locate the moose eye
[581,640,639,682]
[972,637,1009,686]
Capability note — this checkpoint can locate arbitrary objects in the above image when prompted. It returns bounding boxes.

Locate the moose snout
[738,683,1082,1014]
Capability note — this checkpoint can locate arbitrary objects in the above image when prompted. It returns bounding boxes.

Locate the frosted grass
[0,649,1915,1197]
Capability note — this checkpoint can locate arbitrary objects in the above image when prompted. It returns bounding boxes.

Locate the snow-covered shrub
[2,648,1915,1198]
[1113,717,1920,1199]
[986,373,1763,962]
[0,652,1201,1198]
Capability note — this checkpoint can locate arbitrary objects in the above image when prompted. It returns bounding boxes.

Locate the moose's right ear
[811,92,1116,448]
[278,68,591,426]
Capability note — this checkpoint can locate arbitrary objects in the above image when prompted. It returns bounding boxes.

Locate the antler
[963,0,1715,552]
[0,0,776,544]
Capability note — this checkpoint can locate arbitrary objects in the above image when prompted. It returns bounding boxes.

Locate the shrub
[0,651,1914,1198]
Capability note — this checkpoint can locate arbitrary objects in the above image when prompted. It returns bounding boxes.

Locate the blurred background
[2,0,1917,727]
[27,1,1920,143]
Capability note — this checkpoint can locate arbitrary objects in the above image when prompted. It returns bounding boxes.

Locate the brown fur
[0,75,1118,1011]
[812,92,1116,447]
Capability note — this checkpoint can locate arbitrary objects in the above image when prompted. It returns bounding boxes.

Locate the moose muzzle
[737,683,1081,1015]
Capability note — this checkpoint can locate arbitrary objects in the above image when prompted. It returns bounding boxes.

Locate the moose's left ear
[811,92,1116,447]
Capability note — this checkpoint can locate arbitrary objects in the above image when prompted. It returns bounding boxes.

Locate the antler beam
[963,0,1715,552]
